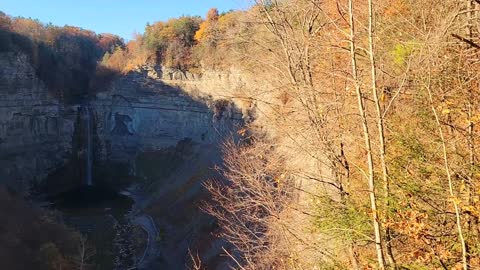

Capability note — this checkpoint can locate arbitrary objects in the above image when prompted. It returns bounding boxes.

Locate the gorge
[0,50,245,269]
[4,1,480,269]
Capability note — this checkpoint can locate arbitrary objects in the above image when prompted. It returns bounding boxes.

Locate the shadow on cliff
[0,21,246,270]
[37,67,243,195]
[36,68,245,269]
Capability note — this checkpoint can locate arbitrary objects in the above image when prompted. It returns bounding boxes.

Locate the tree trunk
[348,0,386,268]
[366,0,396,268]
[426,74,468,270]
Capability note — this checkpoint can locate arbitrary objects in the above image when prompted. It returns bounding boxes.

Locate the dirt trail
[133,215,161,268]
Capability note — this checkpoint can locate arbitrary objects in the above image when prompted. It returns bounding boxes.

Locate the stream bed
[49,186,140,270]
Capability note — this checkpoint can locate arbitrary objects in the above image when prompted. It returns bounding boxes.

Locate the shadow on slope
[0,26,119,104]
[0,24,244,268]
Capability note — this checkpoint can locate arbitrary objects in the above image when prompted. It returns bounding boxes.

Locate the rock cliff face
[0,52,246,269]
[0,52,75,191]
[0,52,242,192]
[93,69,242,167]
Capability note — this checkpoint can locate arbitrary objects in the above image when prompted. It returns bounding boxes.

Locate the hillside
[2,0,480,269]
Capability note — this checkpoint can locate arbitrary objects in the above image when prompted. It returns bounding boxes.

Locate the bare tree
[187,249,203,270]
[347,0,386,268]
[366,0,396,267]
[424,64,468,270]
[203,139,294,269]
[72,235,95,270]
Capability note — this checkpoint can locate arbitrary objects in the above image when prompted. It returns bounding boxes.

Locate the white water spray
[85,106,93,186]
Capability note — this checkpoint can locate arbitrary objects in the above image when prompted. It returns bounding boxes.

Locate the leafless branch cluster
[203,139,294,269]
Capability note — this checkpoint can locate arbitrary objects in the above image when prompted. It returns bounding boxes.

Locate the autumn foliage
[5,1,480,268]
[0,12,123,103]
[199,0,480,269]
[100,8,242,72]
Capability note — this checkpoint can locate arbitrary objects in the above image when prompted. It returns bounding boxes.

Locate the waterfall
[85,105,93,186]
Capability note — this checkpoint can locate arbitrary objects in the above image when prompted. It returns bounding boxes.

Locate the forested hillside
[0,12,122,103]
[190,1,480,269]
[2,0,480,269]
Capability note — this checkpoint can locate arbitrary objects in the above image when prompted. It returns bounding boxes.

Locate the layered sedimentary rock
[0,52,75,191]
[93,69,242,166]
[0,52,242,191]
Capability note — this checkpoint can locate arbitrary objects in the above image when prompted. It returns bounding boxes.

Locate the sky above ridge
[1,0,251,40]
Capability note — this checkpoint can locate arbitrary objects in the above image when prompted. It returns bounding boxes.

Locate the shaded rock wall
[94,70,242,167]
[0,52,75,191]
[0,52,243,191]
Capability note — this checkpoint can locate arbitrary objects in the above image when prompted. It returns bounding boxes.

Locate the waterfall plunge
[85,106,93,186]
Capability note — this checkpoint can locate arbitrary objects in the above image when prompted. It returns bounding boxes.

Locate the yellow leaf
[449,196,462,205]
[460,181,465,192]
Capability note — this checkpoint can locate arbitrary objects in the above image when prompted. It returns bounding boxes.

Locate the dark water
[50,186,136,269]
[50,186,133,215]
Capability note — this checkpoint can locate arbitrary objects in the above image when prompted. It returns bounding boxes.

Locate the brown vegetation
[4,0,480,268]
[203,139,294,269]
[0,186,94,270]
[195,0,480,269]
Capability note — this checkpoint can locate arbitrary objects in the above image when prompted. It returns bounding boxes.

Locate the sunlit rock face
[0,52,242,191]
[0,52,75,191]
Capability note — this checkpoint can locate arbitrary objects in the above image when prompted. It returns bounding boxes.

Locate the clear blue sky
[0,0,251,40]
